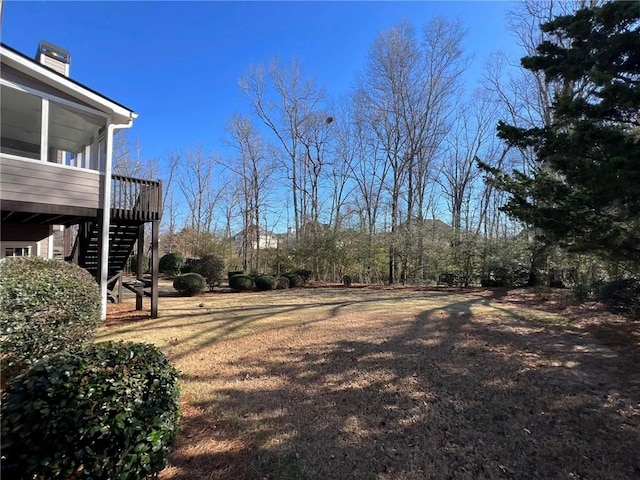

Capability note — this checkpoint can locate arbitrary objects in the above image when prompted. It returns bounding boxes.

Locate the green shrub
[483,260,529,288]
[598,278,640,319]
[0,257,101,379]
[342,274,353,287]
[159,253,185,275]
[129,254,149,275]
[294,269,313,284]
[282,272,302,288]
[1,341,180,480]
[227,271,244,282]
[229,274,255,292]
[439,272,475,287]
[197,255,224,291]
[180,258,200,274]
[573,283,593,303]
[275,276,290,289]
[573,283,600,303]
[173,273,206,296]
[255,275,276,291]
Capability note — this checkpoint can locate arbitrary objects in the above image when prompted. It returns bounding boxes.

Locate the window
[98,137,107,172]
[0,84,107,171]
[4,246,32,257]
[48,101,105,170]
[89,141,98,170]
[0,85,42,159]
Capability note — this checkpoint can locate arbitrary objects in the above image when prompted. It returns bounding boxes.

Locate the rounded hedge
[0,257,102,378]
[229,274,255,292]
[173,273,206,296]
[197,255,224,291]
[342,275,353,287]
[282,272,302,288]
[227,271,244,281]
[129,255,149,274]
[1,341,181,480]
[275,276,290,290]
[159,253,185,275]
[255,275,276,291]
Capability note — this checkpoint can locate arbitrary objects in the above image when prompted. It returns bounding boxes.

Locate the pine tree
[483,1,640,263]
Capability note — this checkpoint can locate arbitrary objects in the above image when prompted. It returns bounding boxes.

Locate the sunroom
[1,82,109,213]
[0,42,161,319]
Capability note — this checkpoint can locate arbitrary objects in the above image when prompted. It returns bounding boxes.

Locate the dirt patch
[102,286,640,480]
[105,302,151,326]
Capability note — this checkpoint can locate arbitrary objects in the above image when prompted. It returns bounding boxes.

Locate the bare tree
[225,114,275,272]
[357,18,468,283]
[327,99,357,233]
[439,95,500,246]
[345,97,390,283]
[176,146,224,256]
[113,131,160,179]
[356,21,417,283]
[239,58,325,239]
[159,152,181,253]
[297,111,335,224]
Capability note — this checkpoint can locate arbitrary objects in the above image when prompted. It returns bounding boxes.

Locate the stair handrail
[64,227,80,262]
[106,270,123,303]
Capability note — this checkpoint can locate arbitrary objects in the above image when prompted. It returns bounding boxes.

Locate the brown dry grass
[99,284,640,480]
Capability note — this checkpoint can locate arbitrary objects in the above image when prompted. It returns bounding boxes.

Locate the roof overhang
[1,43,138,125]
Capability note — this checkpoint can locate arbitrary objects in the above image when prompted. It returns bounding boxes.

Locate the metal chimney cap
[36,40,71,64]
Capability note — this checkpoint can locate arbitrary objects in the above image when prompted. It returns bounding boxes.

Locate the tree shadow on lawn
[162,295,640,480]
[103,289,459,363]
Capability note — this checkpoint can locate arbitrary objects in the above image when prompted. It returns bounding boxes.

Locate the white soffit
[0,45,138,125]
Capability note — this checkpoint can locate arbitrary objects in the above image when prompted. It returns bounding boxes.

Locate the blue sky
[2,1,519,165]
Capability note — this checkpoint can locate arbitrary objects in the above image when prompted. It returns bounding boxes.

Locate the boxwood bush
[173,273,206,296]
[197,255,224,291]
[129,254,149,275]
[0,257,101,379]
[282,272,302,288]
[159,253,185,275]
[229,274,255,292]
[275,276,290,290]
[1,341,181,480]
[227,270,244,282]
[255,275,276,291]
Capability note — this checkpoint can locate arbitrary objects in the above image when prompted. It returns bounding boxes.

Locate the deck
[0,154,161,224]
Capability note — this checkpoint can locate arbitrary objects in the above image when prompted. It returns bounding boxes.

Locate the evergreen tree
[482,1,640,263]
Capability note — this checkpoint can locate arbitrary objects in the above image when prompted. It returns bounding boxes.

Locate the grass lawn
[98,284,640,480]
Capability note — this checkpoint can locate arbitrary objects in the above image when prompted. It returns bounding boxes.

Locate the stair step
[78,220,142,277]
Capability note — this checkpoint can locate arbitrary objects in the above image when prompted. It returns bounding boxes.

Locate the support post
[117,271,122,303]
[96,211,106,309]
[136,224,144,311]
[151,220,159,318]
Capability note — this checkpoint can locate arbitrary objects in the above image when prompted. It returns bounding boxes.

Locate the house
[233,225,278,251]
[0,41,162,319]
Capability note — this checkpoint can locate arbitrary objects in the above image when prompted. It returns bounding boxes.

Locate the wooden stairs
[72,174,162,316]
[78,220,141,281]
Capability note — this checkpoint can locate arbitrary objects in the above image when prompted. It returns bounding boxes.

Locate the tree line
[116,0,639,287]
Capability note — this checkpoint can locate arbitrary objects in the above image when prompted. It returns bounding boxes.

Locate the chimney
[36,41,70,77]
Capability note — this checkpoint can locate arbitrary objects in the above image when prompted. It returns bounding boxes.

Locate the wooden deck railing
[111,175,162,221]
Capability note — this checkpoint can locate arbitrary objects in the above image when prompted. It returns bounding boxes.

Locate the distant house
[233,225,278,251]
[0,41,162,318]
